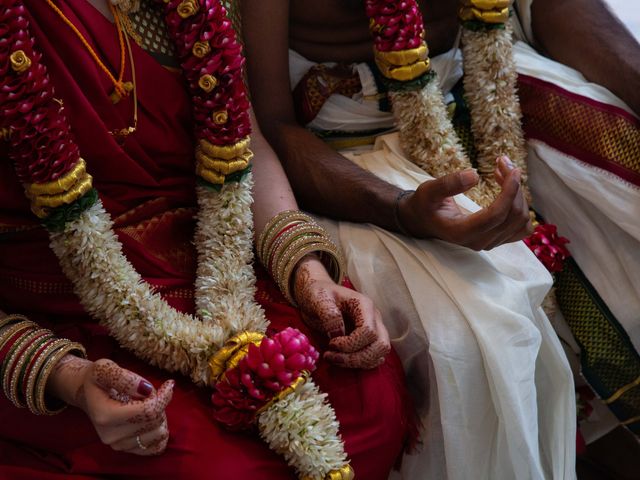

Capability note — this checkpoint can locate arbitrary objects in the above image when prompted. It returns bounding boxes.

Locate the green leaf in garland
[461,9,512,32]
[42,188,99,232]
[385,70,436,92]
[197,165,253,192]
[461,20,507,32]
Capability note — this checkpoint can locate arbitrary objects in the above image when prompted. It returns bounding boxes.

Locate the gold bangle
[33,341,86,415]
[258,210,314,255]
[0,320,37,353]
[265,218,324,262]
[279,244,324,305]
[257,211,312,262]
[24,338,67,415]
[269,224,326,276]
[2,328,43,407]
[274,235,325,288]
[259,219,305,267]
[281,241,345,305]
[10,332,55,409]
[0,314,30,331]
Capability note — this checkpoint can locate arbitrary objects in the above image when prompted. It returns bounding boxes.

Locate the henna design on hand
[52,354,88,377]
[126,380,174,425]
[93,358,155,399]
[74,383,86,407]
[325,340,390,369]
[294,264,345,338]
[328,298,377,353]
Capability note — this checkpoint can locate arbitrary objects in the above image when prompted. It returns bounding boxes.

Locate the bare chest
[289,0,460,63]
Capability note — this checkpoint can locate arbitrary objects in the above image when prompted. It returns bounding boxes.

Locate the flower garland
[365,0,570,273]
[0,1,352,478]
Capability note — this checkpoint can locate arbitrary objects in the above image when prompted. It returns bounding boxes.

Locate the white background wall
[604,0,640,40]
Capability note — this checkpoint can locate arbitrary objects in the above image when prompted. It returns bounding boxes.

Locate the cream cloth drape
[314,134,576,480]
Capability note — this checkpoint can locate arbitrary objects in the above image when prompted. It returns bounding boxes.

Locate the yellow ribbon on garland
[375,43,429,66]
[208,331,265,383]
[25,158,93,218]
[459,0,511,24]
[374,41,431,81]
[196,137,253,185]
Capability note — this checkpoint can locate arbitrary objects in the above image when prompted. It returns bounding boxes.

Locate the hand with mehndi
[47,356,175,455]
[293,256,391,369]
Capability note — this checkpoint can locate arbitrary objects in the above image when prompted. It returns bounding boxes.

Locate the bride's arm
[249,113,390,369]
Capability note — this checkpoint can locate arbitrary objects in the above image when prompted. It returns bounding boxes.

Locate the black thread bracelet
[393,190,414,236]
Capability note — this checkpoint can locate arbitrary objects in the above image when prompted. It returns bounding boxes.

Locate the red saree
[0,1,413,478]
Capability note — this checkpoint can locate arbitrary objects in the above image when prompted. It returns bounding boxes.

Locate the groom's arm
[531,0,640,114]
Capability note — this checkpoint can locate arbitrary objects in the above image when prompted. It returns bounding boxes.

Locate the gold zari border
[518,78,640,178]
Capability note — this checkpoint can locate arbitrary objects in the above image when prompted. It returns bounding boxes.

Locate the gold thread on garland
[212,110,229,125]
[198,74,218,92]
[26,158,89,196]
[192,41,211,58]
[256,371,309,415]
[177,0,199,18]
[201,137,251,159]
[9,50,31,73]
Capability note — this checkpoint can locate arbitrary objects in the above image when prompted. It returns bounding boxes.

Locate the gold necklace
[110,5,138,141]
[44,0,138,141]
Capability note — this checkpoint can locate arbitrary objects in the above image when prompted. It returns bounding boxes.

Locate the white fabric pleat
[316,135,576,479]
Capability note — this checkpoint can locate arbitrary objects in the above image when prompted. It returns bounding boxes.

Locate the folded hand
[293,256,391,369]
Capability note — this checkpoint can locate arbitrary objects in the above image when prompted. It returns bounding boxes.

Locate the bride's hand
[293,256,391,369]
[47,355,174,455]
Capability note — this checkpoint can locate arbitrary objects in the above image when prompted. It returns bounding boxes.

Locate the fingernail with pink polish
[137,380,153,396]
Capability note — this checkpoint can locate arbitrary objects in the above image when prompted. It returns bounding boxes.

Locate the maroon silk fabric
[0,1,413,478]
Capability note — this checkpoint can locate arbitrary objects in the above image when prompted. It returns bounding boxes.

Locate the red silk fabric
[0,1,413,478]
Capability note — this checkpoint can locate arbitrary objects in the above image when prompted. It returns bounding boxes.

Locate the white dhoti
[334,136,575,480]
[289,29,581,478]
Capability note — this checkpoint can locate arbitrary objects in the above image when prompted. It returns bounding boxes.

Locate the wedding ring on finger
[136,434,148,450]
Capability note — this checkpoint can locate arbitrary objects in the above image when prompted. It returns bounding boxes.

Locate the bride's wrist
[46,355,92,409]
[292,254,331,305]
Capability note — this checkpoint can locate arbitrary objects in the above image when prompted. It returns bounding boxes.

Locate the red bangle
[0,322,37,362]
[20,334,57,404]
[3,329,50,408]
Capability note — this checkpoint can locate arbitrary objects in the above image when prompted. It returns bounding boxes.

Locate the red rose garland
[0,2,80,185]
[365,0,424,52]
[160,0,251,148]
